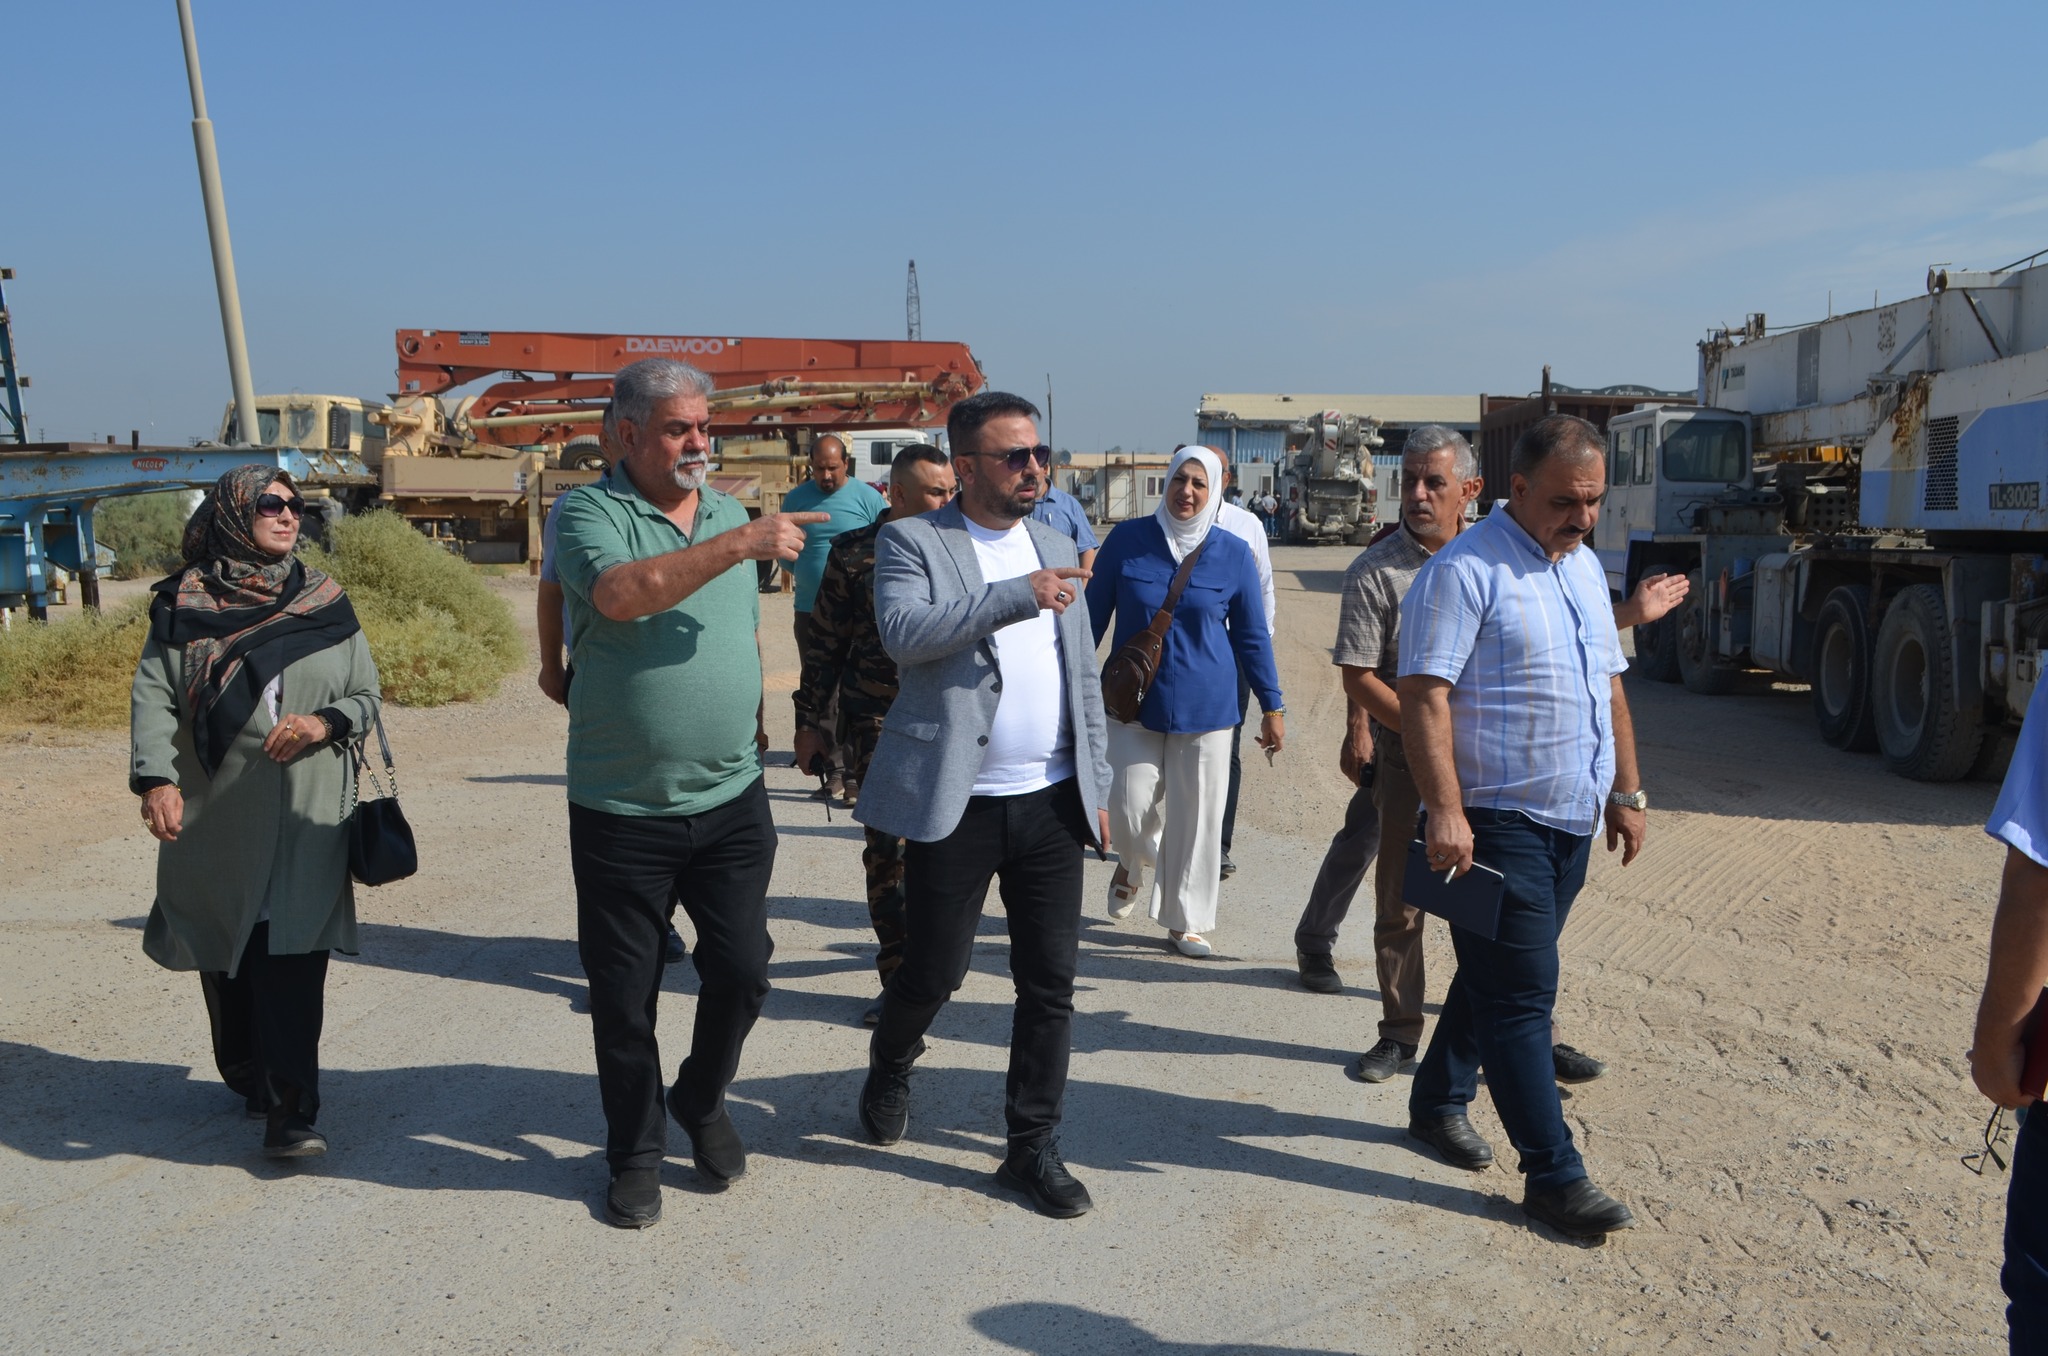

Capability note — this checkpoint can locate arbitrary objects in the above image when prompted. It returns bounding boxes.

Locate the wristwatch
[1608,789,1648,811]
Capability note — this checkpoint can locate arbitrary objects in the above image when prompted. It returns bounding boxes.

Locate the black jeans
[1410,807,1590,1190]
[569,778,776,1172]
[198,920,329,1120]
[2008,1107,2048,1349]
[871,779,1089,1150]
[1220,668,1251,855]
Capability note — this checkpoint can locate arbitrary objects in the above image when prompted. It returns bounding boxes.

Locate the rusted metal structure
[392,331,981,447]
[1476,367,1693,502]
[379,330,985,563]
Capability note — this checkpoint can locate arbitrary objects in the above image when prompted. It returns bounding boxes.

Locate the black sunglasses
[979,444,1053,471]
[255,492,308,520]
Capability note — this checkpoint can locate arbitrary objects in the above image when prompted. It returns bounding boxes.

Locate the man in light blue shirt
[1396,413,1648,1239]
[781,434,888,797]
[1030,481,1098,571]
[1971,677,2048,1343]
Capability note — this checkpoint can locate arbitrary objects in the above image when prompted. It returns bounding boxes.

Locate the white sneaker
[1170,932,1212,958]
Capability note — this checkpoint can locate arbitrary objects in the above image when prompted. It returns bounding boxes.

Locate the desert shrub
[96,492,195,580]
[0,598,151,728]
[0,510,518,727]
[302,510,521,706]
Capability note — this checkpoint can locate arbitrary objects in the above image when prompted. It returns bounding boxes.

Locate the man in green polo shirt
[552,357,826,1230]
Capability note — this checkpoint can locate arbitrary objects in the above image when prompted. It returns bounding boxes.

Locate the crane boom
[394,329,983,447]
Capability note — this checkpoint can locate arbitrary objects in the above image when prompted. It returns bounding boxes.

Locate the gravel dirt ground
[0,547,2016,1354]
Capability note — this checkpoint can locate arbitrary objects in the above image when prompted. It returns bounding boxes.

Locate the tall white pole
[175,0,258,446]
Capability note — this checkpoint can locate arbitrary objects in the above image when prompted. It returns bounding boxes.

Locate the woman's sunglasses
[978,444,1054,471]
[255,493,308,520]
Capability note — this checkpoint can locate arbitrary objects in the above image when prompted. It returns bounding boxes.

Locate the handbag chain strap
[343,711,399,820]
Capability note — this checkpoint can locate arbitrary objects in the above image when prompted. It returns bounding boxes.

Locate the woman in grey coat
[130,465,381,1158]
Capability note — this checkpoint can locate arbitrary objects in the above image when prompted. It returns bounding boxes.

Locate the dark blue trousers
[1409,807,1589,1191]
[2007,1106,2048,1350]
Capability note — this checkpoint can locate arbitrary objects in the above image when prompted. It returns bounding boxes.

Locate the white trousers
[1107,720,1232,935]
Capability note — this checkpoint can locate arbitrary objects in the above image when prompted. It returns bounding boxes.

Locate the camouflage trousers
[861,826,908,982]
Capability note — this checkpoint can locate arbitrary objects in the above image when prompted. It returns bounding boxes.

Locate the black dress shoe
[1552,1043,1608,1084]
[1296,950,1342,995]
[1406,1114,1494,1171]
[1523,1178,1636,1237]
[1219,852,1237,881]
[262,1113,328,1159]
[859,1063,911,1145]
[665,1086,746,1182]
[665,926,688,965]
[995,1139,1093,1218]
[605,1166,661,1228]
[1352,1037,1416,1083]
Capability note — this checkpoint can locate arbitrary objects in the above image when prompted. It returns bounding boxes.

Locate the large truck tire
[1973,728,2016,783]
[1811,584,1878,751]
[1631,615,1681,682]
[563,436,606,472]
[1872,583,1983,781]
[1675,578,1736,695]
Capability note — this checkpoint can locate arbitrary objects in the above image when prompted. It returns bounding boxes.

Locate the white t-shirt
[963,516,1075,796]
[1215,501,1276,634]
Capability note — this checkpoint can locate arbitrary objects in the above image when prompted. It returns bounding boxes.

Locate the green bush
[0,599,151,728]
[302,510,522,706]
[95,492,195,580]
[0,509,520,728]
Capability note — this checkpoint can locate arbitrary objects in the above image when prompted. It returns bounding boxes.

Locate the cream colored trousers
[1107,720,1232,935]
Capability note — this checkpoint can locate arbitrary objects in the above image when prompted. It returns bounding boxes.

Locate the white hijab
[1154,445,1224,563]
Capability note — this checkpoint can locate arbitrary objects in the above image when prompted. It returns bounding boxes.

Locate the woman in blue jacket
[1086,445,1284,956]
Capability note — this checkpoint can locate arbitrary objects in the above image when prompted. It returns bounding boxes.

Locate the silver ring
[1056,590,1069,603]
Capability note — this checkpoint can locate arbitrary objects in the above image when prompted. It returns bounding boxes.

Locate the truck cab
[215,395,390,469]
[1597,405,1752,596]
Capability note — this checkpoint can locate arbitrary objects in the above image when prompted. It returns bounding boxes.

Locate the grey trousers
[1293,731,1427,1047]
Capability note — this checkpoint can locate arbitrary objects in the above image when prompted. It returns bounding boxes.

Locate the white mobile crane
[1599,251,2048,781]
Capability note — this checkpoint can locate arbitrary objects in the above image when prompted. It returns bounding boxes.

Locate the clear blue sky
[10,0,2045,452]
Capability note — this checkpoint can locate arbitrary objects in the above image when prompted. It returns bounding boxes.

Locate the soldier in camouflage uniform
[793,444,958,1022]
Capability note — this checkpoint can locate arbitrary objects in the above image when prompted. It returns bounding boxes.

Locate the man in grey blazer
[853,390,1112,1218]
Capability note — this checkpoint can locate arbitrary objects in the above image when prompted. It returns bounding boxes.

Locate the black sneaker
[1296,950,1342,995]
[665,926,687,965]
[1523,1178,1636,1237]
[666,1085,747,1183]
[604,1166,661,1229]
[1352,1037,1416,1083]
[1552,1043,1608,1085]
[995,1139,1093,1218]
[858,1063,911,1145]
[262,1113,328,1159]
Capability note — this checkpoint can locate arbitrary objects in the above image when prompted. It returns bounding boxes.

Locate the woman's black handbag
[346,713,418,886]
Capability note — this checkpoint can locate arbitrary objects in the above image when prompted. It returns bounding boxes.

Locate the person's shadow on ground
[971,1302,1351,1355]
[744,1058,1506,1226]
[0,1040,666,1220]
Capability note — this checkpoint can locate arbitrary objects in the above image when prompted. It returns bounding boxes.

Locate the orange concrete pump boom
[394,329,985,447]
